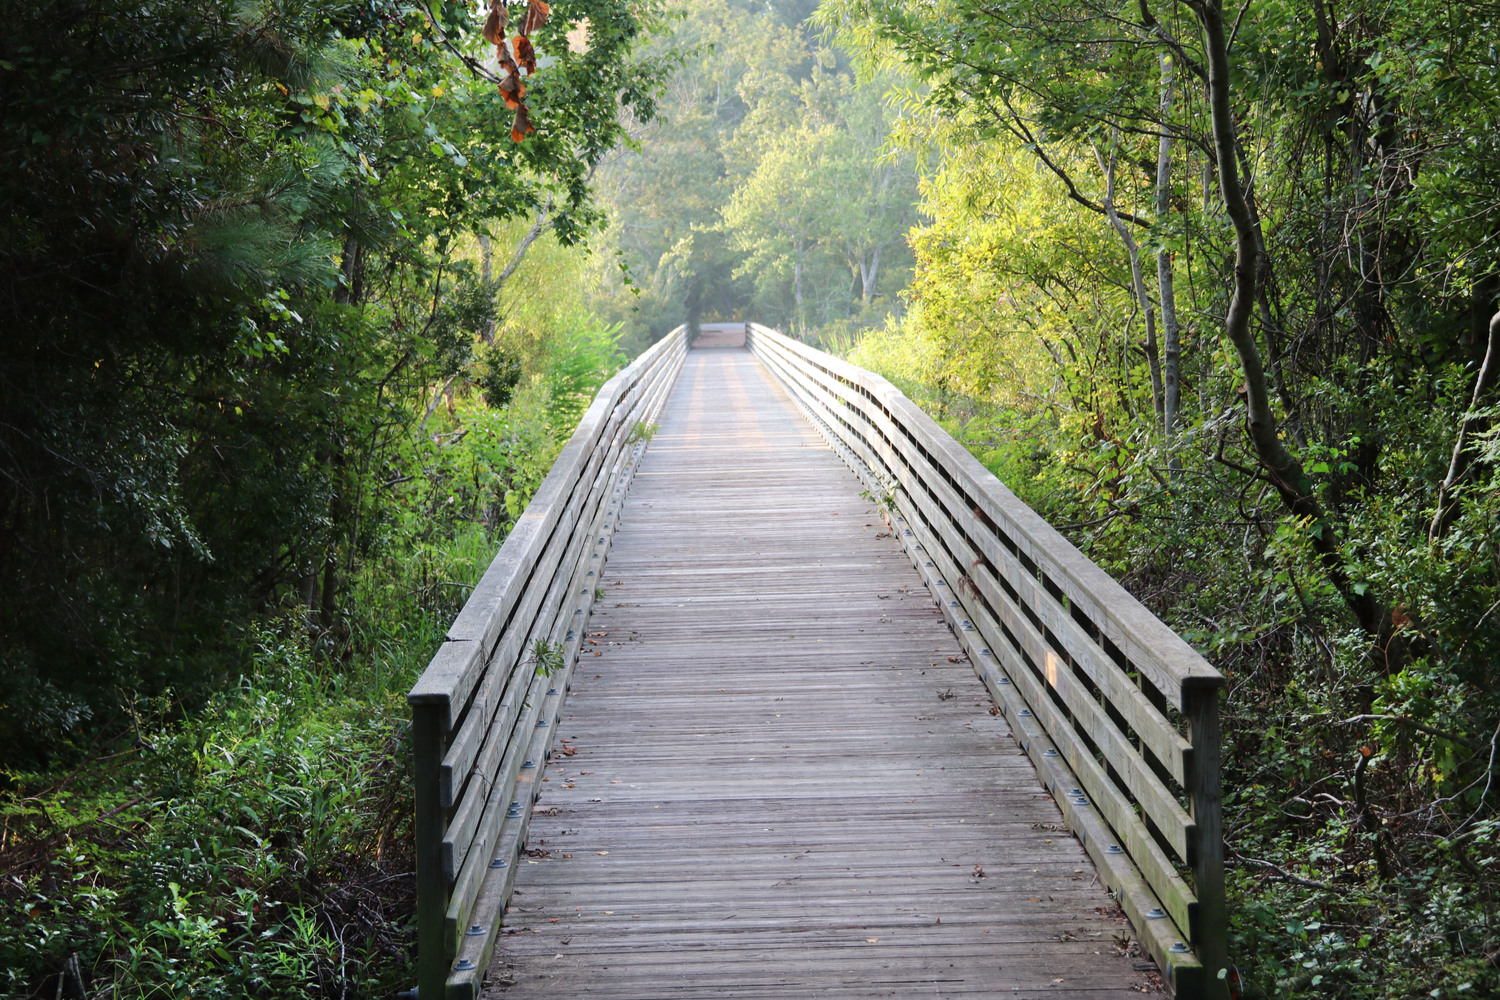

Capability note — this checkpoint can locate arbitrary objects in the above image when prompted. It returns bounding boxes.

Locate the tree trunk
[861,245,882,305]
[1156,52,1182,439]
[1194,0,1383,642]
[1095,137,1164,421]
[793,251,806,333]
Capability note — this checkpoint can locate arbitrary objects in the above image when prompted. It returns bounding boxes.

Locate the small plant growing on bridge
[627,420,658,444]
[531,638,566,675]
[860,476,898,513]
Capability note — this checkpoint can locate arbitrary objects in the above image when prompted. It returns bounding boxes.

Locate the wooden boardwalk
[483,346,1155,998]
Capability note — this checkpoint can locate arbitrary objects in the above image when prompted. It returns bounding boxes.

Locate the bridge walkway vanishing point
[483,341,1154,997]
[411,324,1227,1000]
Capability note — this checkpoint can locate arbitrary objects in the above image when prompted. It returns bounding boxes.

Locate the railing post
[413,701,449,999]
[1187,685,1229,1000]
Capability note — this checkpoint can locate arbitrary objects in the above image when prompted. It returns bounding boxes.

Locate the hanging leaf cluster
[482,0,549,141]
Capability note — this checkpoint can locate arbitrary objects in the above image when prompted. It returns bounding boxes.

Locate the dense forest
[3,0,1500,997]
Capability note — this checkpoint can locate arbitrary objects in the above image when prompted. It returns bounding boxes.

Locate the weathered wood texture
[744,324,1227,998]
[410,327,689,1000]
[483,347,1155,998]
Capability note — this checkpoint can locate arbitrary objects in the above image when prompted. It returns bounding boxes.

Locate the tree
[0,0,668,753]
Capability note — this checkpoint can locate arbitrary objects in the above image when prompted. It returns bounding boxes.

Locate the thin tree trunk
[494,195,552,295]
[420,201,552,435]
[1430,309,1500,542]
[862,245,882,304]
[1095,137,1164,421]
[793,252,805,333]
[1156,53,1182,439]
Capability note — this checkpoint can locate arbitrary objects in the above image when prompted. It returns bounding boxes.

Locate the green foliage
[479,346,525,408]
[827,0,1500,995]
[531,639,566,676]
[581,0,919,341]
[544,313,627,429]
[0,604,438,999]
[0,0,670,758]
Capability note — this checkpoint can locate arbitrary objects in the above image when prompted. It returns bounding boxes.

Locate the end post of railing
[412,700,448,1000]
[1186,683,1229,1000]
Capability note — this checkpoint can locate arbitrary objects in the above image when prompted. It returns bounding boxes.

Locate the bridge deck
[485,347,1154,997]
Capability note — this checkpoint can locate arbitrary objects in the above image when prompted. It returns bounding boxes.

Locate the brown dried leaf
[497,74,525,110]
[513,34,537,74]
[481,6,506,45]
[525,0,550,34]
[495,42,526,109]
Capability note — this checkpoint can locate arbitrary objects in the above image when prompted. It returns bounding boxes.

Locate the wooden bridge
[409,325,1227,999]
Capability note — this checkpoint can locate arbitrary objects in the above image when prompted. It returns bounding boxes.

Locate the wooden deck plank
[482,348,1156,999]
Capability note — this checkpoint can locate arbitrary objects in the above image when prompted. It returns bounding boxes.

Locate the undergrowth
[1,335,619,997]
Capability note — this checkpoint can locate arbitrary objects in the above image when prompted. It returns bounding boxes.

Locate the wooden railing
[747,323,1228,999]
[407,327,687,1000]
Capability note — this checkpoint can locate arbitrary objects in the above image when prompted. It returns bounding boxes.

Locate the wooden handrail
[408,326,688,1000]
[746,323,1228,1000]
